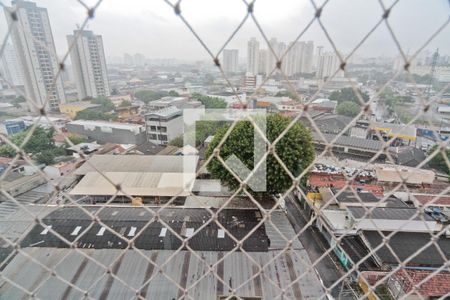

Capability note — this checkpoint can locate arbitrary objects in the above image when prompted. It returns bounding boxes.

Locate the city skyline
[0,0,449,62]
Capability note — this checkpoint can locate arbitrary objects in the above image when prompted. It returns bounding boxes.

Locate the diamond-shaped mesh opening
[1,0,450,299]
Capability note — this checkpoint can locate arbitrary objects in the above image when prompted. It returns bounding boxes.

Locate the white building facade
[316,52,342,79]
[145,106,183,145]
[247,38,259,75]
[0,42,24,87]
[4,0,66,112]
[222,49,238,74]
[67,30,110,99]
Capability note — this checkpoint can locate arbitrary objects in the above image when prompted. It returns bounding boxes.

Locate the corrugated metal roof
[362,231,450,266]
[349,207,434,221]
[312,133,383,152]
[69,172,196,196]
[0,248,325,299]
[74,155,198,175]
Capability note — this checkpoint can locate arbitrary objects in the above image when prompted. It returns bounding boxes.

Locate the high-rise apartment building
[316,52,341,79]
[314,46,324,72]
[266,38,279,75]
[134,53,146,67]
[0,42,24,87]
[67,30,110,99]
[247,38,259,75]
[222,49,239,73]
[4,0,66,112]
[301,41,314,73]
[258,49,268,75]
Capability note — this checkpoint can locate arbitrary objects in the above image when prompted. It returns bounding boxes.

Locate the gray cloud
[1,0,449,61]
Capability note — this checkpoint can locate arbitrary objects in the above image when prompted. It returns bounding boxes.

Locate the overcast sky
[1,0,449,62]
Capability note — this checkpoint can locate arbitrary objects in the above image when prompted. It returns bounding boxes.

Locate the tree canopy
[329,87,369,103]
[0,127,65,165]
[66,134,87,145]
[336,101,360,117]
[75,109,116,121]
[429,145,450,175]
[205,114,315,195]
[119,100,132,107]
[191,93,227,109]
[135,90,169,104]
[90,96,115,112]
[275,90,299,101]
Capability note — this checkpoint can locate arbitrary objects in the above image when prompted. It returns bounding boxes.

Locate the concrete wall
[66,123,146,145]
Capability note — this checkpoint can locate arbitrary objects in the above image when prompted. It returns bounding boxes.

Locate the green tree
[169,136,184,147]
[191,93,227,109]
[275,90,299,101]
[168,90,179,97]
[67,134,87,145]
[91,96,115,112]
[0,127,65,165]
[336,101,360,117]
[75,110,116,121]
[205,114,315,195]
[329,87,369,103]
[119,100,132,107]
[429,145,450,174]
[135,90,169,104]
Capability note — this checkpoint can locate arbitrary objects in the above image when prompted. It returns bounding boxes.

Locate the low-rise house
[115,105,139,119]
[66,142,102,156]
[359,269,450,300]
[43,160,78,179]
[145,106,183,145]
[59,101,100,119]
[0,119,26,136]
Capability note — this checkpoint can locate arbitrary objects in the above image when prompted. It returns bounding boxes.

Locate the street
[284,193,356,299]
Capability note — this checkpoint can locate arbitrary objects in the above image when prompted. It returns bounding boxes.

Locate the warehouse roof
[375,164,435,185]
[74,155,198,175]
[20,207,303,252]
[312,133,383,152]
[0,247,324,299]
[349,207,434,221]
[69,171,196,196]
[362,231,450,266]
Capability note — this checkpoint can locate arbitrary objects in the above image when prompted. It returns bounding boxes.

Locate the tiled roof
[394,269,450,297]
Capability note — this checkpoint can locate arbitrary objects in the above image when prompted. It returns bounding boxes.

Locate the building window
[158,135,167,141]
[149,133,157,140]
[150,126,156,131]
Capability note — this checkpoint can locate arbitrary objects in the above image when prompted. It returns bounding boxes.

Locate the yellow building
[115,105,139,119]
[59,101,100,119]
[109,94,132,107]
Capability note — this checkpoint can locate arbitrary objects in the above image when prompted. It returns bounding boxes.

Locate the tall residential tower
[222,49,239,74]
[4,0,66,112]
[247,38,259,75]
[67,30,110,99]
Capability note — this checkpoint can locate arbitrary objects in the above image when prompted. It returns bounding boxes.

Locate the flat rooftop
[68,120,144,132]
[348,207,434,221]
[69,172,196,197]
[74,155,198,175]
[312,132,383,152]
